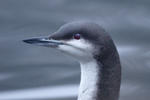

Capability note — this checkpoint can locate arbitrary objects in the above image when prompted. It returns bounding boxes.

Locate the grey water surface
[0,0,150,100]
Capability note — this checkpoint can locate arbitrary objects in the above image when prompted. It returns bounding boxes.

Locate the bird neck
[78,56,121,100]
[78,60,99,100]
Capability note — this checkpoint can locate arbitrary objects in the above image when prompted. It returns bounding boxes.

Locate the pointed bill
[23,37,64,47]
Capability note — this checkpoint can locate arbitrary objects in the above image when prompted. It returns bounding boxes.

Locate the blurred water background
[0,0,150,100]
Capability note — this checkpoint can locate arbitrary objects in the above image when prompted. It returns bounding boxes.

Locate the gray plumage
[23,21,121,100]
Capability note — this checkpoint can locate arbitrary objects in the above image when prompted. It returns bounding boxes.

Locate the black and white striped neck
[78,48,121,100]
[78,60,99,100]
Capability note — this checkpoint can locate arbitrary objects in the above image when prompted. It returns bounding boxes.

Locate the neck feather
[78,55,121,100]
[78,60,99,100]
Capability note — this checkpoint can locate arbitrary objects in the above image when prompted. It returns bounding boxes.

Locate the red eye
[74,33,80,40]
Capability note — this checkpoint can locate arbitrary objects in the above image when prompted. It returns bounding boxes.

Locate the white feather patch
[78,60,99,100]
[58,39,94,62]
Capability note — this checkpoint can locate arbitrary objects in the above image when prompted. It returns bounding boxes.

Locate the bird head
[23,21,112,63]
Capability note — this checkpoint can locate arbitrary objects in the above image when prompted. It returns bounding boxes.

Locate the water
[0,0,150,100]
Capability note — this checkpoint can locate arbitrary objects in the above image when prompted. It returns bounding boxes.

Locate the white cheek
[59,44,82,56]
[58,39,93,60]
[67,39,91,50]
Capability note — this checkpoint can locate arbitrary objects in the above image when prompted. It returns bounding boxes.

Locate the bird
[23,21,121,100]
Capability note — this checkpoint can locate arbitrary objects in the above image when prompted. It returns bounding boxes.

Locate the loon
[23,21,121,100]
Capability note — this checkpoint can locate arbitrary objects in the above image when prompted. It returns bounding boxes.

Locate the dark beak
[23,37,64,47]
